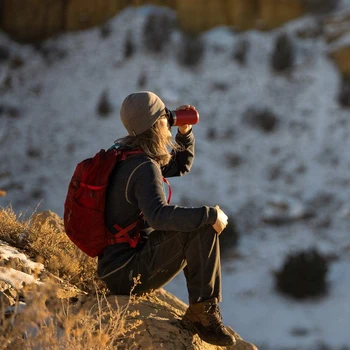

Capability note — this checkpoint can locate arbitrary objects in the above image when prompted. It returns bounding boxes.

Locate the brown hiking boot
[182,298,236,346]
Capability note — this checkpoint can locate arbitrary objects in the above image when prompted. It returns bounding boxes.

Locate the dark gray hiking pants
[101,225,222,304]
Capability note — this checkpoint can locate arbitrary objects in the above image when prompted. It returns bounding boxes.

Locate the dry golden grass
[0,283,142,350]
[0,206,143,349]
[0,206,99,293]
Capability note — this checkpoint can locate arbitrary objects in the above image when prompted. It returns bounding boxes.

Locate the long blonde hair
[116,119,181,166]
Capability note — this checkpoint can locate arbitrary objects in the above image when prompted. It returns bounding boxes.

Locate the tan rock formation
[177,0,305,33]
[0,211,258,349]
[64,0,124,31]
[330,45,350,77]
[79,288,259,349]
[1,0,64,42]
[0,0,176,42]
[325,10,350,77]
[1,0,306,42]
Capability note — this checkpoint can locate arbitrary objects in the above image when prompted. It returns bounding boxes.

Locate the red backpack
[63,147,172,258]
[63,148,145,257]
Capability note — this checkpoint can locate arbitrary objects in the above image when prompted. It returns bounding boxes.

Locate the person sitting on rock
[97,91,235,346]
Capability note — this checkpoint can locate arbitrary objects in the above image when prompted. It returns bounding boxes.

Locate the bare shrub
[0,207,148,349]
[100,23,112,39]
[35,43,67,65]
[124,30,134,59]
[9,56,24,70]
[1,75,12,92]
[0,104,20,119]
[138,72,147,89]
[143,10,176,54]
[0,207,98,292]
[225,152,244,168]
[0,283,141,350]
[0,45,10,62]
[274,248,329,299]
[206,127,217,140]
[177,34,204,68]
[338,75,350,108]
[271,33,295,72]
[27,147,41,158]
[243,107,279,133]
[211,82,229,91]
[97,90,113,118]
[233,39,249,65]
[31,188,45,200]
[304,0,340,14]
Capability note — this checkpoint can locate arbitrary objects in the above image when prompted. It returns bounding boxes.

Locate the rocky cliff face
[0,210,258,349]
[326,10,350,77]
[3,0,349,77]
[1,0,306,42]
[176,0,305,33]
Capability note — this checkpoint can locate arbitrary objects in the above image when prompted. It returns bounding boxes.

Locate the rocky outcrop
[325,10,350,77]
[0,211,258,349]
[1,0,308,42]
[330,44,350,77]
[177,0,305,33]
[0,0,174,42]
[80,289,258,349]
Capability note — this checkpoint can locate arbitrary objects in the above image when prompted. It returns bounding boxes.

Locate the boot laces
[204,302,225,330]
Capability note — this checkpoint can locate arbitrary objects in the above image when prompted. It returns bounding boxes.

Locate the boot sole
[181,318,236,347]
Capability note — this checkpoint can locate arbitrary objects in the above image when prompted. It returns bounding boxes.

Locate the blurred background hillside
[1,1,350,349]
[1,0,337,41]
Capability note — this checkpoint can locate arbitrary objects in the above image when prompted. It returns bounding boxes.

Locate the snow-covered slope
[1,4,350,349]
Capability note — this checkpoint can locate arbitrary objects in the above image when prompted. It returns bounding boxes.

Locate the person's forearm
[161,130,195,177]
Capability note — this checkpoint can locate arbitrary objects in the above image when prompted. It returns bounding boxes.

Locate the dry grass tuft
[0,206,98,293]
[0,283,142,350]
[0,207,145,349]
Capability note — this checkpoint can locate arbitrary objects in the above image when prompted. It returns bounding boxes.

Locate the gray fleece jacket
[97,129,217,277]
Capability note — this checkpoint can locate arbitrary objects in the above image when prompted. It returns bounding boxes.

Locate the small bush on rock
[275,248,329,299]
[124,31,135,59]
[138,72,147,89]
[338,75,350,108]
[177,34,204,68]
[0,45,10,62]
[233,39,249,65]
[100,23,112,38]
[0,104,20,119]
[271,33,295,72]
[206,127,217,140]
[35,43,67,65]
[97,90,113,117]
[225,152,244,168]
[243,107,279,133]
[143,11,176,54]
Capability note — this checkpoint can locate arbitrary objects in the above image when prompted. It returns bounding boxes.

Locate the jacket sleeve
[161,128,195,178]
[126,160,217,232]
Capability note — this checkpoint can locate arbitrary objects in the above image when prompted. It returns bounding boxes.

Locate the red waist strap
[107,221,141,248]
[108,177,171,248]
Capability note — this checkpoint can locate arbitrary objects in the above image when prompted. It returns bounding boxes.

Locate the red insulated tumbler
[167,108,199,126]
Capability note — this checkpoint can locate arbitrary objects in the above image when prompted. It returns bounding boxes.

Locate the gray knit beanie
[120,91,165,136]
